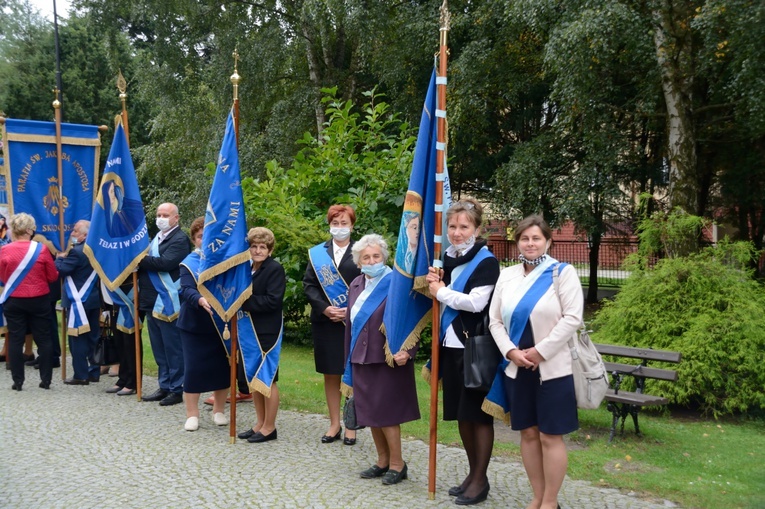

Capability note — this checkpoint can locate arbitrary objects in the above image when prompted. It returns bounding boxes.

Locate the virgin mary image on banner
[98,174,144,238]
[394,192,422,276]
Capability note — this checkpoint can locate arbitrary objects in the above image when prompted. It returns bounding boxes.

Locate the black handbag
[462,314,502,392]
[93,315,120,366]
[343,396,365,431]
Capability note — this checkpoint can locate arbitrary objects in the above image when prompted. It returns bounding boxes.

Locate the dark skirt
[503,322,578,434]
[442,346,494,424]
[181,329,230,393]
[353,361,420,428]
[311,320,346,375]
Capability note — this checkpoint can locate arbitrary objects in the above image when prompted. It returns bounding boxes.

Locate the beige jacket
[488,263,583,382]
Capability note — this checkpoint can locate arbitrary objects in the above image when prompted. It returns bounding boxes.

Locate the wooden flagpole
[52,88,68,381]
[228,48,241,444]
[116,71,142,401]
[428,0,450,499]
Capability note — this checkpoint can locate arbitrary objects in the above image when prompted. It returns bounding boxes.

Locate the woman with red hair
[303,204,361,445]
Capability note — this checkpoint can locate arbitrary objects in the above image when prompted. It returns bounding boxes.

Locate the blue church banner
[2,118,101,252]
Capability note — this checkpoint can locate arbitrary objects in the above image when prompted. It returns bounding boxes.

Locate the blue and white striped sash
[64,270,98,335]
[148,235,181,322]
[341,271,392,391]
[439,247,494,342]
[501,256,558,346]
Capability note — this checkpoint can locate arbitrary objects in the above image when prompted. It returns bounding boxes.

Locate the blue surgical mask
[361,262,386,278]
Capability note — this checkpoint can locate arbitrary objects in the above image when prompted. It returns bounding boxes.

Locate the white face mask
[156,217,171,232]
[330,227,351,241]
[452,235,476,254]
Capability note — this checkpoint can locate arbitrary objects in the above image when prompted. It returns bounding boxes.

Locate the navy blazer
[241,256,286,342]
[138,226,191,312]
[302,239,360,323]
[344,274,418,366]
[55,242,100,310]
[176,263,217,335]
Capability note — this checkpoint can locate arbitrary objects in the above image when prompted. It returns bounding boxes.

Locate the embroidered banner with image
[2,118,100,252]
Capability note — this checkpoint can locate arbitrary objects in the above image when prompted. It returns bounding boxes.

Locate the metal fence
[487,237,655,286]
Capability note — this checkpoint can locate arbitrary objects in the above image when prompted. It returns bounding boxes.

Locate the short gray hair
[351,234,389,265]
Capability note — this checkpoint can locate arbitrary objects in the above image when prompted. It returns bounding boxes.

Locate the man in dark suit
[138,203,190,406]
[55,220,101,385]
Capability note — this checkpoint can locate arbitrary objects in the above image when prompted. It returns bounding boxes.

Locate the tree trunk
[587,231,601,304]
[652,1,697,214]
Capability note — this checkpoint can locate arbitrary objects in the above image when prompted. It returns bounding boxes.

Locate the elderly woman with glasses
[343,234,419,485]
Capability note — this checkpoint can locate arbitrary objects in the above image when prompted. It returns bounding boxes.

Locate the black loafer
[11,383,22,391]
[360,464,389,479]
[448,486,466,497]
[39,381,51,389]
[142,389,169,402]
[321,429,341,443]
[64,378,89,385]
[159,392,183,406]
[247,429,277,443]
[455,482,490,505]
[381,463,408,485]
[238,428,257,440]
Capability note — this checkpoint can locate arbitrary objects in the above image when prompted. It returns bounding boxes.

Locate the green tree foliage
[241,89,415,327]
[593,212,765,416]
[0,3,141,161]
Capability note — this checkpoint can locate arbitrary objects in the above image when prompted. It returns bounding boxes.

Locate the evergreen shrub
[592,240,765,416]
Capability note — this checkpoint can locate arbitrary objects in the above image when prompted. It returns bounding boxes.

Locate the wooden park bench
[593,343,682,442]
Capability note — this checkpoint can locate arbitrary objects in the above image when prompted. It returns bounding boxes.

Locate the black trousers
[114,313,142,390]
[6,295,53,386]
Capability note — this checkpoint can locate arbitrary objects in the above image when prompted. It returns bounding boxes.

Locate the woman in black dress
[177,217,230,431]
[427,199,500,505]
[302,205,361,444]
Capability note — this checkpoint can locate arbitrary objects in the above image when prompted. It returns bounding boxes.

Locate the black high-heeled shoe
[455,482,490,506]
[321,429,342,443]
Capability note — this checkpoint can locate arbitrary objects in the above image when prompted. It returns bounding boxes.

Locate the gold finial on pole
[230,47,240,101]
[52,87,61,109]
[117,70,127,106]
[116,70,130,145]
[439,0,451,32]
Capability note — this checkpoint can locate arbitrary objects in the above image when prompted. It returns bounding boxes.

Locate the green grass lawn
[137,339,764,509]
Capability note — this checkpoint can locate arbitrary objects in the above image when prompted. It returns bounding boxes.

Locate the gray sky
[27,0,72,21]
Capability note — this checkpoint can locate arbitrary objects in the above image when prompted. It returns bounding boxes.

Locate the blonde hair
[10,213,36,237]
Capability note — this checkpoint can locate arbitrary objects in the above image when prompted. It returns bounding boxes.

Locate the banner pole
[52,88,68,380]
[428,1,450,499]
[228,47,241,444]
[115,72,142,400]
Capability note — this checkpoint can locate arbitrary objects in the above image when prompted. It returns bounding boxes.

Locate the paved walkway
[1,361,678,509]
